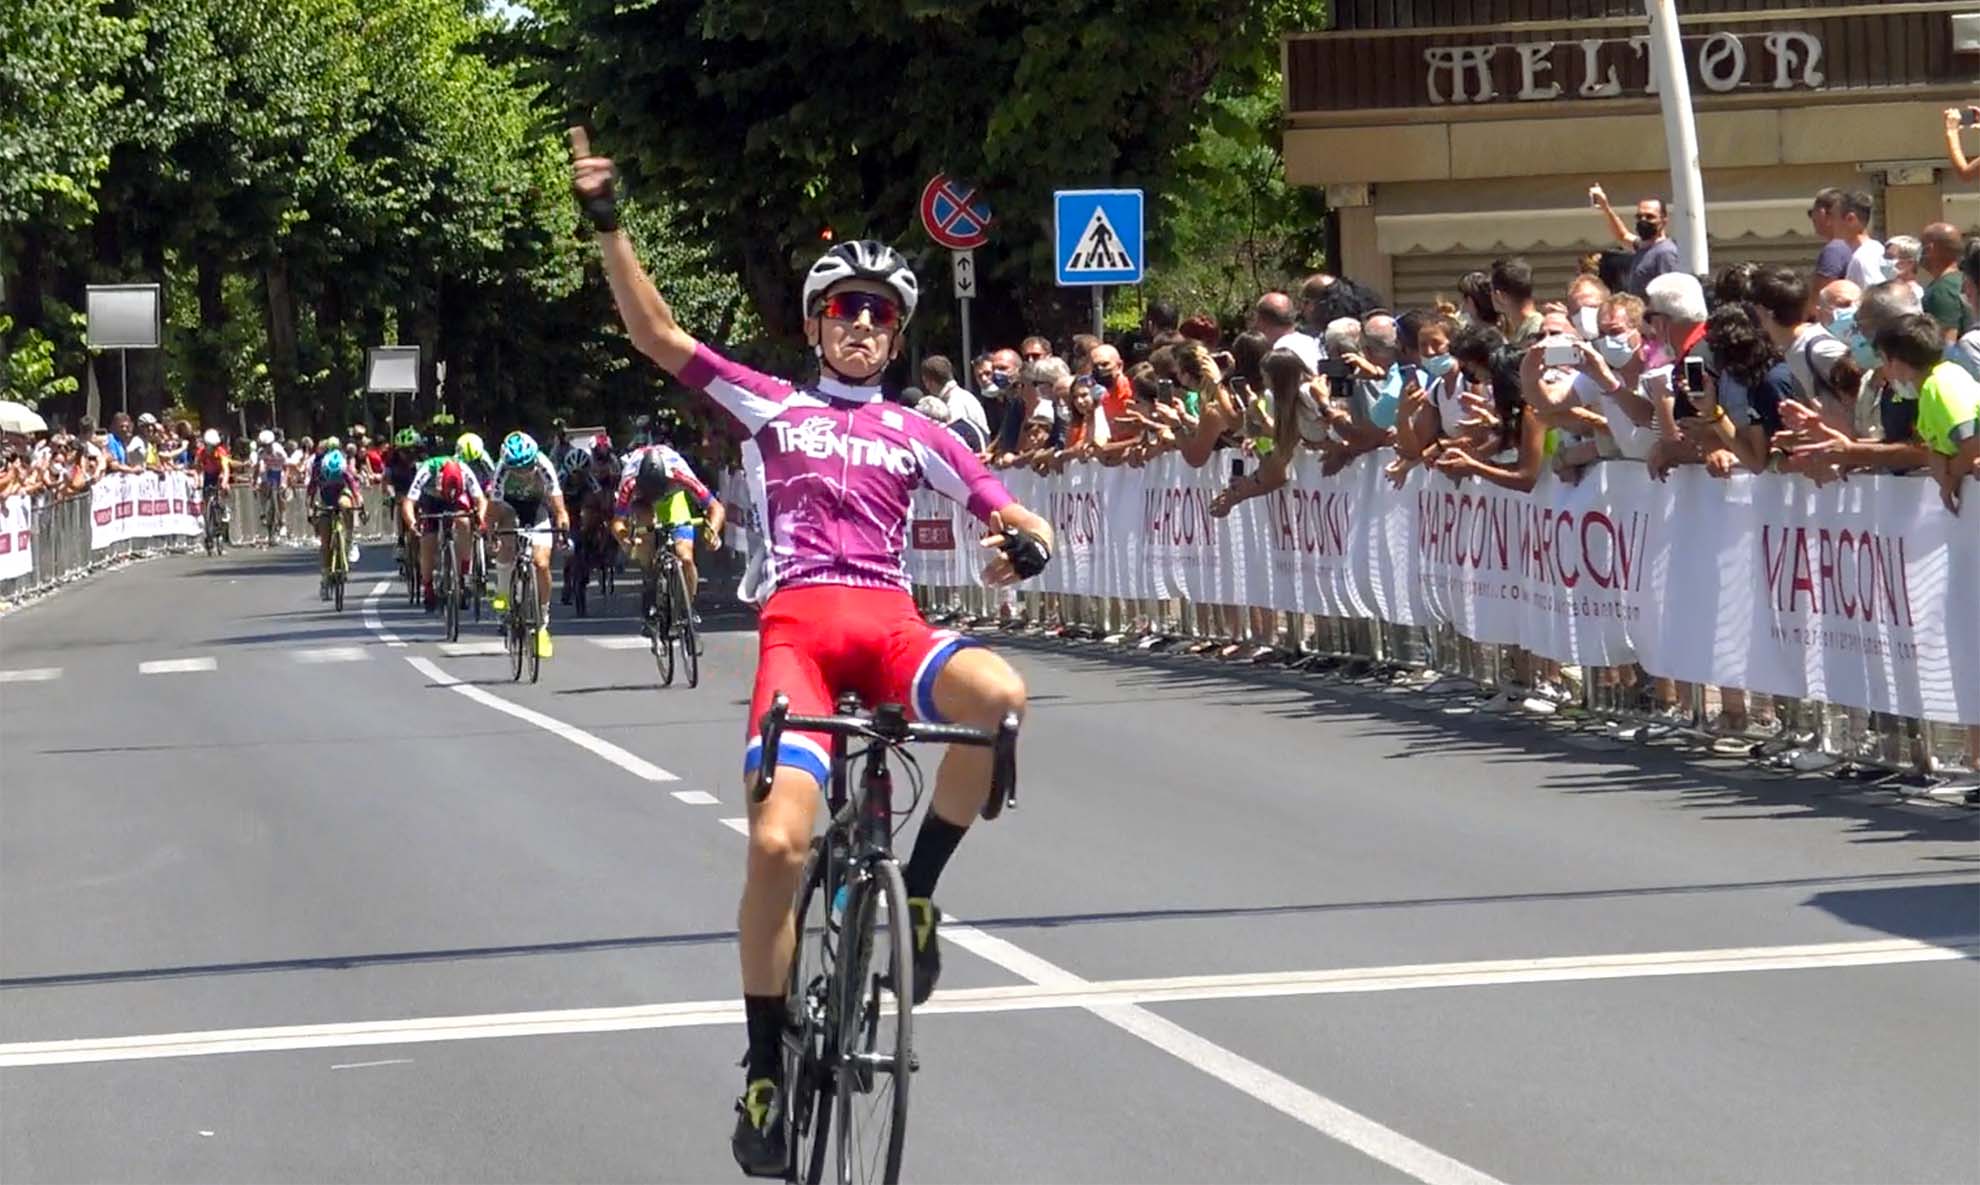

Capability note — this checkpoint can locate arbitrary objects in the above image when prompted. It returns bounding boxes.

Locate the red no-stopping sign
[919,175,992,250]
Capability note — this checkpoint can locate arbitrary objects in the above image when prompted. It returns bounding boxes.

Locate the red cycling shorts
[745,584,979,788]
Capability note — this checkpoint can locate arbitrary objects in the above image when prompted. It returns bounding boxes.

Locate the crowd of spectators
[906,164,1980,765]
[912,182,1979,523]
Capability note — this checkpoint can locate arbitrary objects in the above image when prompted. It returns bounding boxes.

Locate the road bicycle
[752,694,1019,1185]
[422,511,470,643]
[638,529,700,689]
[494,526,561,683]
[201,487,228,556]
[322,506,353,612]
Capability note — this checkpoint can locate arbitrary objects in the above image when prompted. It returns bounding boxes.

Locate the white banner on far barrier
[89,471,201,551]
[0,494,33,581]
[904,453,1980,726]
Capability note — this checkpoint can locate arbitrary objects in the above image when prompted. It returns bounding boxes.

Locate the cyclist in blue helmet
[314,448,363,598]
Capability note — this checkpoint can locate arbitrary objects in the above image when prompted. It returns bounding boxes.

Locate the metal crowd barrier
[914,569,1980,806]
[0,481,410,609]
[0,489,200,605]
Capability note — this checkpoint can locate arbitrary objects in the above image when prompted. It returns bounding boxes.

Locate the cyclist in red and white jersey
[573,132,1053,1175]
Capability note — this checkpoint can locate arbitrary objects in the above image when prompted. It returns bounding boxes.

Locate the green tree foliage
[4,0,1327,436]
[519,0,1326,346]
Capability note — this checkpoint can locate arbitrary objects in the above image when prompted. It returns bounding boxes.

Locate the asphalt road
[2,546,1975,1183]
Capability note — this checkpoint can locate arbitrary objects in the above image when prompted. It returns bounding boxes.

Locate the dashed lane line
[405,657,676,783]
[138,658,217,675]
[0,668,62,683]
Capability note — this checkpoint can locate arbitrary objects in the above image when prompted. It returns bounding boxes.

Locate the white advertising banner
[904,453,1980,725]
[0,494,33,580]
[88,471,200,550]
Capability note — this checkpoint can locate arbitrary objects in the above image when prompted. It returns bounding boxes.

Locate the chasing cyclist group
[190,418,728,658]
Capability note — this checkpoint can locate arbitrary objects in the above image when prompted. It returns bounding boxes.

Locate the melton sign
[1424,30,1823,105]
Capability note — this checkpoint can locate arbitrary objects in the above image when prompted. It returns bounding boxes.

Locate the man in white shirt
[919,354,987,439]
[1835,189,1887,289]
[1251,292,1321,372]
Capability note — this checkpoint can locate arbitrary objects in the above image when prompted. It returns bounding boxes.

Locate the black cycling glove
[998,527,1051,580]
[575,165,621,234]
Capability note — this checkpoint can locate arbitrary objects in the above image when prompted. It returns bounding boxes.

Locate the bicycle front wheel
[670,560,698,689]
[784,838,838,1185]
[522,567,542,683]
[649,568,675,687]
[834,859,913,1184]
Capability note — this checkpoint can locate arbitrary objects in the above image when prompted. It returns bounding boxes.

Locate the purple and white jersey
[678,344,1014,595]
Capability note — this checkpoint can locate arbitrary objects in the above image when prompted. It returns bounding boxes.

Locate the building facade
[1283,0,1979,306]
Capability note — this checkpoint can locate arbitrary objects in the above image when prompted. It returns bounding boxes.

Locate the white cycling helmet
[257,429,275,446]
[801,240,919,326]
[202,428,221,447]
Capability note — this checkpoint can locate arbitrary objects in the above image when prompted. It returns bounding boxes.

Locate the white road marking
[671,790,719,805]
[718,817,751,836]
[1,937,1963,1071]
[0,668,62,683]
[587,636,651,650]
[405,657,676,782]
[329,1058,413,1071]
[139,658,216,675]
[437,641,505,657]
[362,581,405,648]
[294,647,367,664]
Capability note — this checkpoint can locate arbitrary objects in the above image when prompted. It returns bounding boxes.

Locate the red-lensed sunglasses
[819,291,901,329]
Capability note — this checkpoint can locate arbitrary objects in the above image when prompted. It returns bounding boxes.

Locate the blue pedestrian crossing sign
[1054,189,1144,287]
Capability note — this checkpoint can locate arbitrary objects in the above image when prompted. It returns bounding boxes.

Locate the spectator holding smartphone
[1943,105,1980,182]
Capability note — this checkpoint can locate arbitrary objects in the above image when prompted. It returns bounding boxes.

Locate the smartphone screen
[1229,457,1244,481]
[1965,108,1980,129]
[1682,357,1709,397]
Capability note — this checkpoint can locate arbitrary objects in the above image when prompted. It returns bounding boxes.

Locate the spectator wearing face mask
[1489,257,1543,346]
[1637,271,1713,479]
[1209,348,1335,517]
[1588,186,1679,297]
[1561,274,1611,341]
[1809,187,1851,281]
[1780,306,1979,506]
[979,346,1023,449]
[1884,236,1923,302]
[920,354,988,443]
[1342,313,1406,439]
[1432,342,1545,496]
[1916,224,1972,346]
[1841,278,1925,451]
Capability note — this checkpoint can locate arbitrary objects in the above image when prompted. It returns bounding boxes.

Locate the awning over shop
[1375,198,1812,257]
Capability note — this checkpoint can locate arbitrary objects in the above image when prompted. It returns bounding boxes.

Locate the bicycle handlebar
[749,693,1021,819]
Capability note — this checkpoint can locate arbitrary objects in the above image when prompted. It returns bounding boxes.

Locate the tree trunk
[190,250,229,430]
[317,279,352,432]
[262,253,302,436]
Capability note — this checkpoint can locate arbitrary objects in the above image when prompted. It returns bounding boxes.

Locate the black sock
[902,813,969,901]
[743,994,785,1082]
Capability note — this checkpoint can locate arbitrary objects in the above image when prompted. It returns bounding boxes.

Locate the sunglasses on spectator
[818,291,900,329]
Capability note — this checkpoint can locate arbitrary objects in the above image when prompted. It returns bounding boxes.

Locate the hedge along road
[1,546,1974,1183]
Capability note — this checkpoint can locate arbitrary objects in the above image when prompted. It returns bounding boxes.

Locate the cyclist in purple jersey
[572,129,1054,1176]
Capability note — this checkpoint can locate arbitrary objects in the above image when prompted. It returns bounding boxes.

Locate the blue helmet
[322,449,345,480]
[501,431,539,468]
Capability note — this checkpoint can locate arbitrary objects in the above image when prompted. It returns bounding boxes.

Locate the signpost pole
[961,298,973,375]
[1091,287,1104,337]
[1646,0,1710,276]
[119,349,129,415]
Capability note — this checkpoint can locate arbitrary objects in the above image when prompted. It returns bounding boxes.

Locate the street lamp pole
[1646,0,1710,276]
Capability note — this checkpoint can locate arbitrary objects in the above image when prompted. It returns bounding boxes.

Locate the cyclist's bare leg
[453,520,474,582]
[316,503,334,573]
[738,765,823,995]
[419,531,437,590]
[927,647,1029,825]
[489,502,519,602]
[531,537,554,620]
[672,536,698,603]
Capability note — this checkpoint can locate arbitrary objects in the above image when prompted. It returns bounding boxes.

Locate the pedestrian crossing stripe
[1064,207,1133,273]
